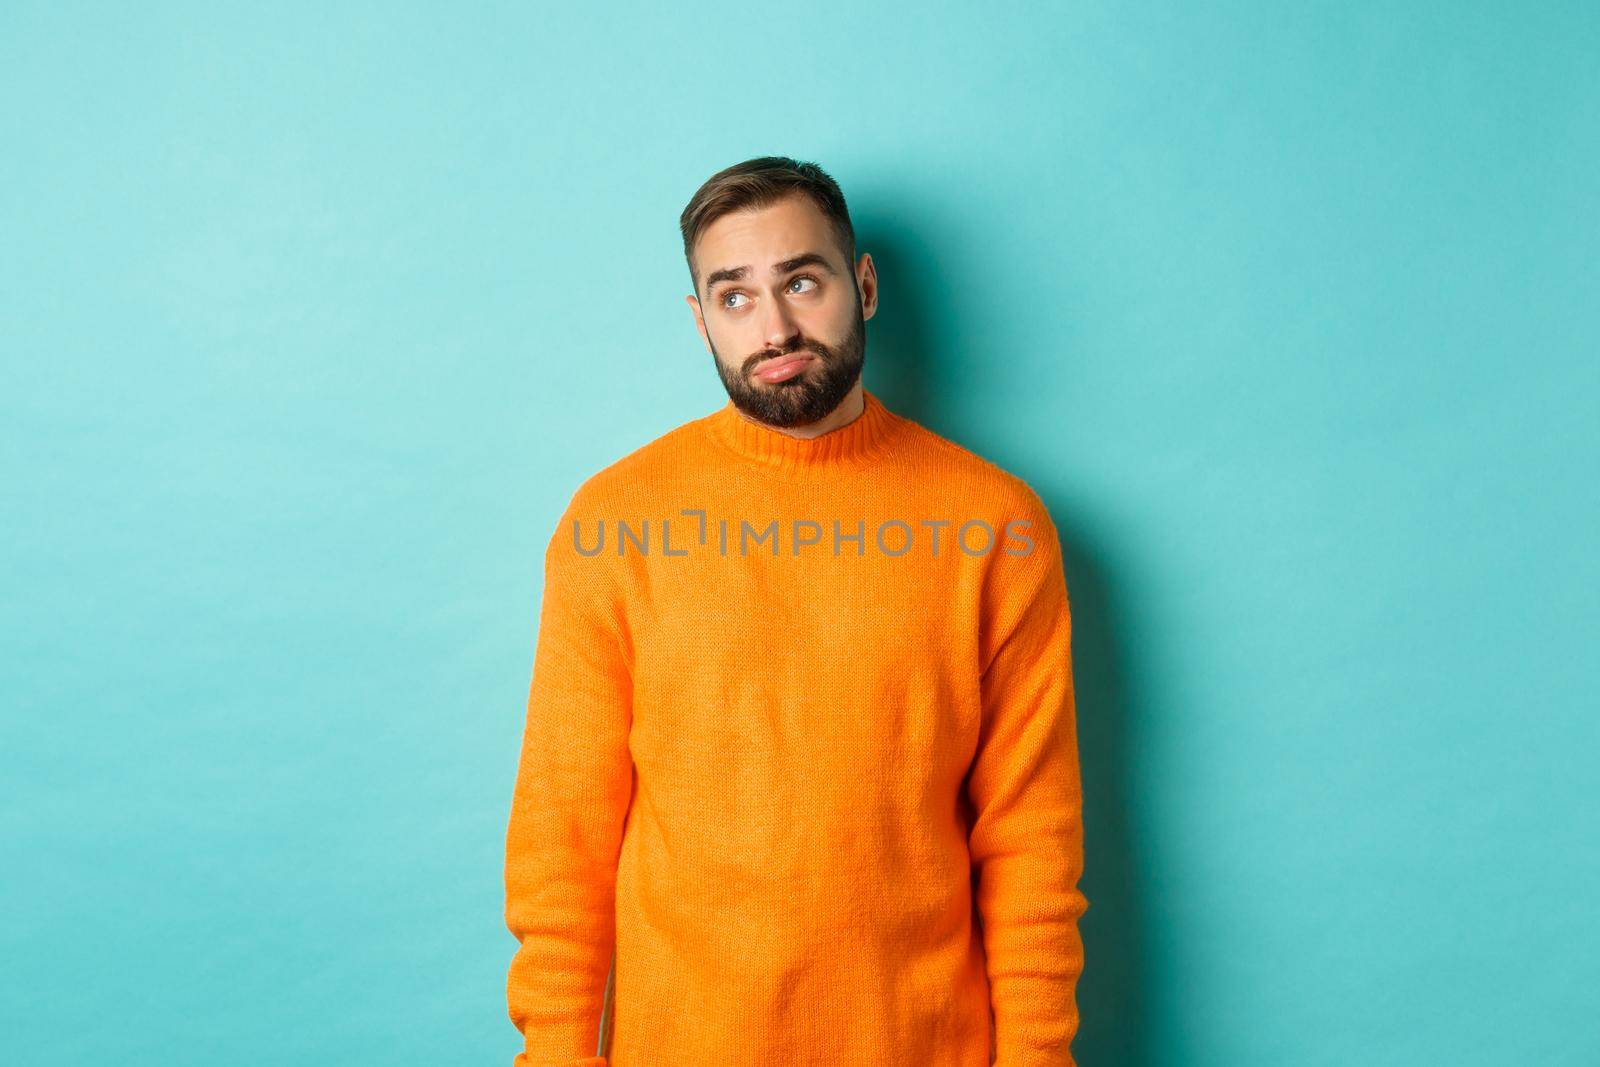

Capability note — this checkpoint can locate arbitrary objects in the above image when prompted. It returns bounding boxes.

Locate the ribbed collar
[704,388,900,474]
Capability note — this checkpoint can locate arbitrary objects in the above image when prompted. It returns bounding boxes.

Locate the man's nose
[762,296,801,349]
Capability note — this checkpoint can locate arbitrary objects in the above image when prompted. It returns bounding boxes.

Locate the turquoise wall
[4,3,1595,1064]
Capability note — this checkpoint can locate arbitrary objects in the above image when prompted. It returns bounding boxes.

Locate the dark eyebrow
[703,251,839,295]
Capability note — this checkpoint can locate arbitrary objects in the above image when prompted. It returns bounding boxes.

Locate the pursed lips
[752,351,816,382]
[756,350,814,367]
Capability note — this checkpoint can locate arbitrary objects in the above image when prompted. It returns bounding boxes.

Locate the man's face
[686,193,877,428]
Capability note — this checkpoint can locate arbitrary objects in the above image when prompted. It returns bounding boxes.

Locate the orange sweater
[505,388,1087,1066]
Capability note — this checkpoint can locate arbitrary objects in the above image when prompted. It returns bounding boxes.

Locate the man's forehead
[701,193,829,247]
[693,195,847,291]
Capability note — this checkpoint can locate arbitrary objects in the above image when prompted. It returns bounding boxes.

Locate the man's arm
[967,495,1089,1066]
[504,504,634,1067]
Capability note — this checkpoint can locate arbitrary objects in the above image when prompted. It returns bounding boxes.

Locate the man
[504,156,1087,1066]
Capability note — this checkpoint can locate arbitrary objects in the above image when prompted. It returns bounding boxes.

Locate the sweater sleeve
[504,502,635,1067]
[967,496,1089,1066]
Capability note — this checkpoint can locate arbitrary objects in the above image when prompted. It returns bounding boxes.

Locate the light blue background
[4,3,1596,1065]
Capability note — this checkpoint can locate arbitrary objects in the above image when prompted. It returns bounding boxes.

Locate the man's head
[681,157,877,429]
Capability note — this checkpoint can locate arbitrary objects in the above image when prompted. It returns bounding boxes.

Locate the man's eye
[721,277,814,309]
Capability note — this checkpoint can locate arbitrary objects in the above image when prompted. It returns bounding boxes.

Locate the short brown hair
[679,156,857,296]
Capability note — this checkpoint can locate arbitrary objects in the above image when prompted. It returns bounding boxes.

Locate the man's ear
[685,294,713,353]
[856,253,879,322]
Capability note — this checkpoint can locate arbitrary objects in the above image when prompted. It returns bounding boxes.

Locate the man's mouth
[752,352,815,384]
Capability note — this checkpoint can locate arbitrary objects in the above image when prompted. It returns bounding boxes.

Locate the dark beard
[710,294,866,429]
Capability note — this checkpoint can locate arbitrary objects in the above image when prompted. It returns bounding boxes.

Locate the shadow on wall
[857,211,1155,1067]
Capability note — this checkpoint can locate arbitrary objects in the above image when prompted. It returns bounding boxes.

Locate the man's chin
[747,373,809,390]
[733,387,820,425]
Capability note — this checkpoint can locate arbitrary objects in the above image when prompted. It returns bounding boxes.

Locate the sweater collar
[705,387,899,474]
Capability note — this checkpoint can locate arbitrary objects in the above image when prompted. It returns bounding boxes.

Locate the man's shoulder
[556,407,714,515]
[895,413,1056,531]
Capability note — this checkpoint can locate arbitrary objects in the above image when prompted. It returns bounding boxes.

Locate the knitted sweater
[504,388,1087,1066]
